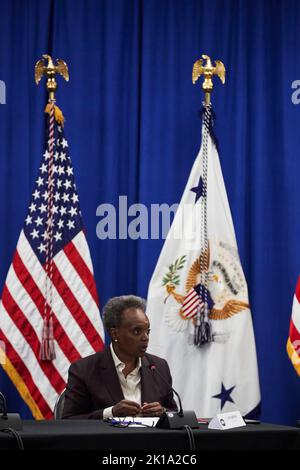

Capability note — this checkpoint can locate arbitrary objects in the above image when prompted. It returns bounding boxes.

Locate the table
[0,420,299,451]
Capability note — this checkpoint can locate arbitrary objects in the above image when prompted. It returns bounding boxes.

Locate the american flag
[0,105,104,419]
[287,276,300,376]
[181,286,204,319]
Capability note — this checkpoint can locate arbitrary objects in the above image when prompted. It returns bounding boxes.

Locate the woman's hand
[112,400,141,417]
[140,402,165,417]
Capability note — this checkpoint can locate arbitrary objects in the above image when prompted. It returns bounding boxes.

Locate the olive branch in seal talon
[163,256,187,303]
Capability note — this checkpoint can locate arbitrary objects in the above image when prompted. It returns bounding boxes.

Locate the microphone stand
[147,363,198,429]
[0,392,7,418]
[0,392,22,431]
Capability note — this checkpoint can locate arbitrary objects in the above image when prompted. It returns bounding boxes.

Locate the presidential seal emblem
[162,241,249,342]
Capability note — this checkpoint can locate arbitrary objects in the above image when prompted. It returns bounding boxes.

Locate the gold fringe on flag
[287,337,300,376]
[0,352,44,419]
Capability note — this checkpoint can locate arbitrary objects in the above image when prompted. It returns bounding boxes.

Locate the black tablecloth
[0,420,300,451]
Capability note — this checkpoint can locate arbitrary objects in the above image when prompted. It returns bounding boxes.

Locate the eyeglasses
[105,417,156,428]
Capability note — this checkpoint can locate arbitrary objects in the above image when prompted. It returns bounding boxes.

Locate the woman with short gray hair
[62,295,177,419]
[102,295,146,336]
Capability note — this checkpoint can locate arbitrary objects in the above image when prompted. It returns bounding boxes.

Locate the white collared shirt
[103,343,142,419]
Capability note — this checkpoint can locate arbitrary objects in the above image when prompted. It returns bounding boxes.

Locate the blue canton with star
[213,383,236,410]
[23,119,83,264]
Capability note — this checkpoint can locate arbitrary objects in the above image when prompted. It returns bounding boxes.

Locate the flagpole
[34,55,69,361]
[191,55,226,346]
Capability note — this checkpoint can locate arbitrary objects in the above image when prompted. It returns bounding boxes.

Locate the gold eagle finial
[35,54,69,101]
[192,54,225,105]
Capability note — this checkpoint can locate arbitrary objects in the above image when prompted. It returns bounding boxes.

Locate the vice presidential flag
[0,104,104,419]
[147,106,261,418]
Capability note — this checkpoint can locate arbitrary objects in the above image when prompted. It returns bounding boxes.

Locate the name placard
[208,410,246,430]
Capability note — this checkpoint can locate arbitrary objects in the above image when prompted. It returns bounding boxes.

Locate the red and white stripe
[0,229,104,419]
[181,288,203,319]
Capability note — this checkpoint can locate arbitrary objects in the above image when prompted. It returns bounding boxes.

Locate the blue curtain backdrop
[0,0,300,425]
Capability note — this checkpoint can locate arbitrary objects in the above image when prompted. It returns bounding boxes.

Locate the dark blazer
[62,347,177,419]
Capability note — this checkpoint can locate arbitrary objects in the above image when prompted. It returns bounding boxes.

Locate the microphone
[0,392,22,431]
[148,364,184,417]
[147,361,199,429]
